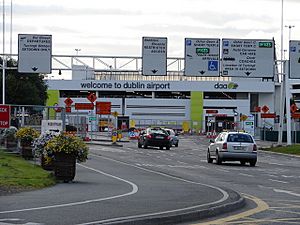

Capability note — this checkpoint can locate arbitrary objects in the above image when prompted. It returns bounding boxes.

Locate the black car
[138,127,172,150]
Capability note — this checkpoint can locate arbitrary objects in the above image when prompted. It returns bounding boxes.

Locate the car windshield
[227,133,253,143]
[150,129,167,135]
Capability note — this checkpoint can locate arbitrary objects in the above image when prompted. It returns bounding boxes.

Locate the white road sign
[222,39,274,78]
[142,37,167,76]
[18,34,52,74]
[184,38,220,76]
[289,40,300,79]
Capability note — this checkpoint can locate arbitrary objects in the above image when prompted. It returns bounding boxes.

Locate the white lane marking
[273,189,300,197]
[177,161,187,164]
[267,162,285,166]
[282,175,295,178]
[78,154,230,225]
[239,173,254,177]
[90,147,125,153]
[268,179,289,184]
[216,168,230,173]
[266,174,278,177]
[0,218,23,221]
[0,164,138,214]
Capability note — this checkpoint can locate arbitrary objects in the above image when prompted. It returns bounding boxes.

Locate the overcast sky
[2,0,300,58]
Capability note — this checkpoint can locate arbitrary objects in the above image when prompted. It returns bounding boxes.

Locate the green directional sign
[258,42,272,48]
[89,117,97,121]
[196,47,210,55]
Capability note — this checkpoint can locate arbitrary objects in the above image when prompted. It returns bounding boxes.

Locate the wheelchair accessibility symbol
[208,61,218,71]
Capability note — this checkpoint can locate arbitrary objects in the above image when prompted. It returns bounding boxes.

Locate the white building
[46,65,278,135]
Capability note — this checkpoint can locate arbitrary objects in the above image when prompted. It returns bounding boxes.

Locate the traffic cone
[212,130,217,138]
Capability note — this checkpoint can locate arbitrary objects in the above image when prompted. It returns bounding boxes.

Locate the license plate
[234,146,244,150]
[156,136,164,139]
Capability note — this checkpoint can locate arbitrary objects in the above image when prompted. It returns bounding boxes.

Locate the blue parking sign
[208,61,218,71]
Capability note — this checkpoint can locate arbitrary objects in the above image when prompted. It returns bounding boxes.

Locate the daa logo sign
[0,105,10,128]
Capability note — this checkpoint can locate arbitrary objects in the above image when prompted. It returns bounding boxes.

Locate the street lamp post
[75,48,81,55]
[278,0,284,145]
[74,49,81,65]
[2,0,6,104]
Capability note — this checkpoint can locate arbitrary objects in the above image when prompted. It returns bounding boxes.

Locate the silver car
[164,128,179,147]
[207,132,257,166]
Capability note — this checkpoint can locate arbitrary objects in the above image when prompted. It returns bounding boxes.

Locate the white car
[207,131,257,166]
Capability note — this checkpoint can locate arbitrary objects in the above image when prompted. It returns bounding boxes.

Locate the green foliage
[44,134,89,163]
[0,150,56,188]
[2,127,18,141]
[16,127,40,144]
[264,145,300,155]
[0,58,48,105]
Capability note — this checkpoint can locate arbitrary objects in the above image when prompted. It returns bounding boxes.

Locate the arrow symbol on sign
[199,71,205,75]
[151,69,158,74]
[32,67,38,71]
[245,72,251,76]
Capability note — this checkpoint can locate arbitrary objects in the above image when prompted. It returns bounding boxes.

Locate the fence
[4,105,87,138]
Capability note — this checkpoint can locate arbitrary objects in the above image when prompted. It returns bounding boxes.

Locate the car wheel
[175,143,178,147]
[160,146,163,150]
[143,145,148,149]
[166,146,170,150]
[138,143,142,148]
[216,151,222,165]
[249,160,257,167]
[240,160,246,166]
[207,150,213,163]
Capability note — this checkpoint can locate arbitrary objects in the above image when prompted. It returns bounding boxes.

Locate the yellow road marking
[270,208,300,216]
[192,194,269,225]
[224,218,300,224]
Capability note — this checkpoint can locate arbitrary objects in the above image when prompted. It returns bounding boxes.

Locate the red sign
[206,110,218,114]
[0,105,10,128]
[64,97,73,107]
[215,114,227,117]
[261,105,269,113]
[87,93,97,103]
[54,103,61,112]
[292,113,300,119]
[261,113,276,118]
[96,102,111,115]
[290,104,298,113]
[75,103,94,110]
[254,106,261,112]
[66,106,71,113]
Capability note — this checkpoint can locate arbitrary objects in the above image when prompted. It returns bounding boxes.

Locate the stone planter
[54,152,76,182]
[4,138,17,151]
[20,141,33,160]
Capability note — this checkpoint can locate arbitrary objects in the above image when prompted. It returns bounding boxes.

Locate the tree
[0,57,48,105]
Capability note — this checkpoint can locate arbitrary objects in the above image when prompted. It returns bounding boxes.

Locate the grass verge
[0,150,56,193]
[262,145,300,156]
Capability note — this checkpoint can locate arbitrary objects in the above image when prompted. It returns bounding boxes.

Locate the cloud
[13,4,142,17]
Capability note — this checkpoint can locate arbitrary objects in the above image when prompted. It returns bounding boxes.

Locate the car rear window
[150,129,167,135]
[227,134,253,143]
